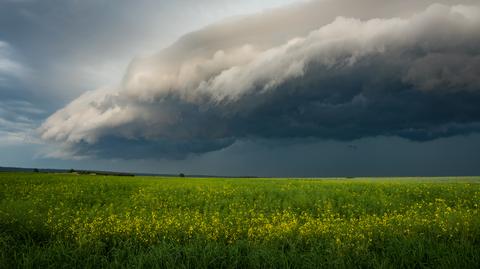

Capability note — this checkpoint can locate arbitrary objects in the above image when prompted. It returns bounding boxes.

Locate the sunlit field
[1,173,479,268]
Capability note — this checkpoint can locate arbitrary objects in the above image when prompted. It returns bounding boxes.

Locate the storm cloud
[39,1,480,159]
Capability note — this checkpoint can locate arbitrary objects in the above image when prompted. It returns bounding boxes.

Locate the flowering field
[1,173,479,268]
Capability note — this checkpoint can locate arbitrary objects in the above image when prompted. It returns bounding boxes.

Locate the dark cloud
[60,137,235,160]
[38,2,480,159]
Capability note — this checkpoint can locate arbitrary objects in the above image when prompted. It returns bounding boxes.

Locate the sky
[1,0,480,177]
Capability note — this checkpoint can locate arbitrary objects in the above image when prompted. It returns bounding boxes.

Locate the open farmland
[0,173,479,268]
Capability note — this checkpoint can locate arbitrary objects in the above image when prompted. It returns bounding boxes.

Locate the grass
[0,172,479,268]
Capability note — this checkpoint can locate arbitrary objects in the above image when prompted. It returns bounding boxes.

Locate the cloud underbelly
[39,3,480,159]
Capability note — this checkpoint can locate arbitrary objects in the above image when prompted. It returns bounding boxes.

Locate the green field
[1,173,479,268]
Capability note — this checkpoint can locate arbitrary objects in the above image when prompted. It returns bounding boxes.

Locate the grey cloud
[0,100,44,145]
[39,1,480,159]
[0,40,43,145]
[0,41,27,82]
[404,53,480,92]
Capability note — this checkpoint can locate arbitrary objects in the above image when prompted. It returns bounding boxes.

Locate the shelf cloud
[39,0,480,159]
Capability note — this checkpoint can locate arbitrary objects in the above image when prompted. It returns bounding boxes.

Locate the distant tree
[69,169,75,173]
[33,168,39,173]
[179,173,185,178]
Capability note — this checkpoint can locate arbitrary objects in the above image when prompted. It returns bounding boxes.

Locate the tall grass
[1,173,479,268]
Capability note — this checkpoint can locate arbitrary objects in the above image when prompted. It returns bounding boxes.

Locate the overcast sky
[1,0,480,176]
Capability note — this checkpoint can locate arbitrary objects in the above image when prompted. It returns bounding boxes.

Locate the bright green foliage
[0,173,479,268]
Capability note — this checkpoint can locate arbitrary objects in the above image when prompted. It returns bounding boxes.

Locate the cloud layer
[39,1,480,159]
